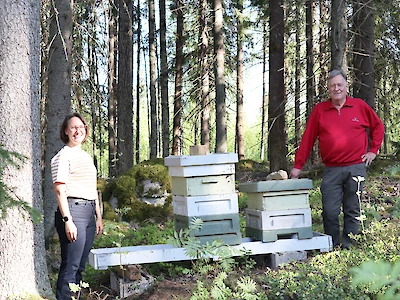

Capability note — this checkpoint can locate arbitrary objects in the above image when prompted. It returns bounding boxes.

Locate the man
[290,69,384,249]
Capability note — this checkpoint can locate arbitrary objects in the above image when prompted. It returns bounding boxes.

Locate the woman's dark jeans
[55,199,96,300]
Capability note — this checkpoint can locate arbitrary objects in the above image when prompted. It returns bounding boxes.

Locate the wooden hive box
[172,193,239,217]
[239,179,313,211]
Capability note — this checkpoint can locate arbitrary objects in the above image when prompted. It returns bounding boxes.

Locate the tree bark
[148,0,158,159]
[135,0,142,163]
[319,0,328,99]
[260,18,267,161]
[306,0,318,164]
[199,0,210,151]
[214,0,227,153]
[0,0,53,297]
[295,3,301,149]
[306,0,315,119]
[331,0,348,70]
[108,0,117,177]
[43,0,73,247]
[236,0,245,160]
[160,0,170,158]
[172,0,184,155]
[268,0,287,172]
[352,0,375,108]
[117,0,134,174]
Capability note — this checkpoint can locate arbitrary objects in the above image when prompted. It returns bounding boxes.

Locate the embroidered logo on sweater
[352,117,360,122]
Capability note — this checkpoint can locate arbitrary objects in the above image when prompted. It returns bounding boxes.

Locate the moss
[124,197,172,223]
[105,159,172,223]
[102,201,119,221]
[96,178,108,193]
[236,159,269,172]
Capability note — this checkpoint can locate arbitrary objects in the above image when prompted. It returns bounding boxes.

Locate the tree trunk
[148,0,158,159]
[214,0,227,153]
[160,0,170,158]
[352,0,375,108]
[260,18,267,161]
[88,5,99,170]
[199,0,210,151]
[306,0,315,119]
[43,0,73,247]
[136,0,141,163]
[268,0,287,172]
[0,0,53,297]
[295,3,301,149]
[331,0,348,70]
[108,0,117,177]
[117,0,133,174]
[172,0,184,155]
[72,1,84,110]
[306,0,318,164]
[319,0,328,99]
[236,0,245,160]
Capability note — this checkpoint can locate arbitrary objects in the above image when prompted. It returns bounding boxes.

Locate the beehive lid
[239,179,313,193]
[164,153,238,167]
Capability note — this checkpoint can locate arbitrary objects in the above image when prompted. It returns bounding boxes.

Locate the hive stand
[89,233,332,270]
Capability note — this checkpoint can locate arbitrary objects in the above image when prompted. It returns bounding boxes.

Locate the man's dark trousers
[320,163,366,248]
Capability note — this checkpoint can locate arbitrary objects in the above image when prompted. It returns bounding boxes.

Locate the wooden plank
[89,233,332,270]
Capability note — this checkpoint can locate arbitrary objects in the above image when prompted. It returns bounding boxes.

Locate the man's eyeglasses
[69,125,87,131]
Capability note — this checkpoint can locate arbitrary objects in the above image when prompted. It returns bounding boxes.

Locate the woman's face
[65,116,87,147]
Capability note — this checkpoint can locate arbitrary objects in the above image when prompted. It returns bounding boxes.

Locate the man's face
[328,74,347,103]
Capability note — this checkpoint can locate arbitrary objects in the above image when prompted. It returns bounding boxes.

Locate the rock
[139,179,168,206]
[266,170,288,180]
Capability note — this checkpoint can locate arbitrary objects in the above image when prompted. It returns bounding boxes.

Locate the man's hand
[362,152,376,166]
[290,168,301,179]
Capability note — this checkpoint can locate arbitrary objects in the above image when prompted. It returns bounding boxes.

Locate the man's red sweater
[294,96,384,169]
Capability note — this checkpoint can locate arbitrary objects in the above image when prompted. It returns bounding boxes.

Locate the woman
[51,113,103,299]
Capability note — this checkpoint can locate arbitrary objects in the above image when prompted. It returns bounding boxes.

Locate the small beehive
[165,152,242,245]
[239,179,314,242]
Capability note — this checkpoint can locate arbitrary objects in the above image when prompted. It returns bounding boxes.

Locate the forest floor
[49,159,400,299]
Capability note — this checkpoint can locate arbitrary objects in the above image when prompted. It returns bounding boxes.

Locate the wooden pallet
[89,232,332,270]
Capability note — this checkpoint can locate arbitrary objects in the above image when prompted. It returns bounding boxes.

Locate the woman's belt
[67,197,95,205]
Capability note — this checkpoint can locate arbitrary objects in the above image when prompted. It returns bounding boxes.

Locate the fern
[352,260,400,299]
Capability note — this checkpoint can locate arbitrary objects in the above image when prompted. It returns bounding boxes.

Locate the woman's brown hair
[60,113,89,144]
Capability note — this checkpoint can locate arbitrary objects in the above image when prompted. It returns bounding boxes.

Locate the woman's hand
[65,220,77,242]
[96,218,103,237]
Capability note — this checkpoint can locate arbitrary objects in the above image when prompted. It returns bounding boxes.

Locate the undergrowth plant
[0,145,42,223]
[352,260,400,300]
[168,217,262,299]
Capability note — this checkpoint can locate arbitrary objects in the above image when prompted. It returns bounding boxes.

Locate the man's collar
[325,96,353,110]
